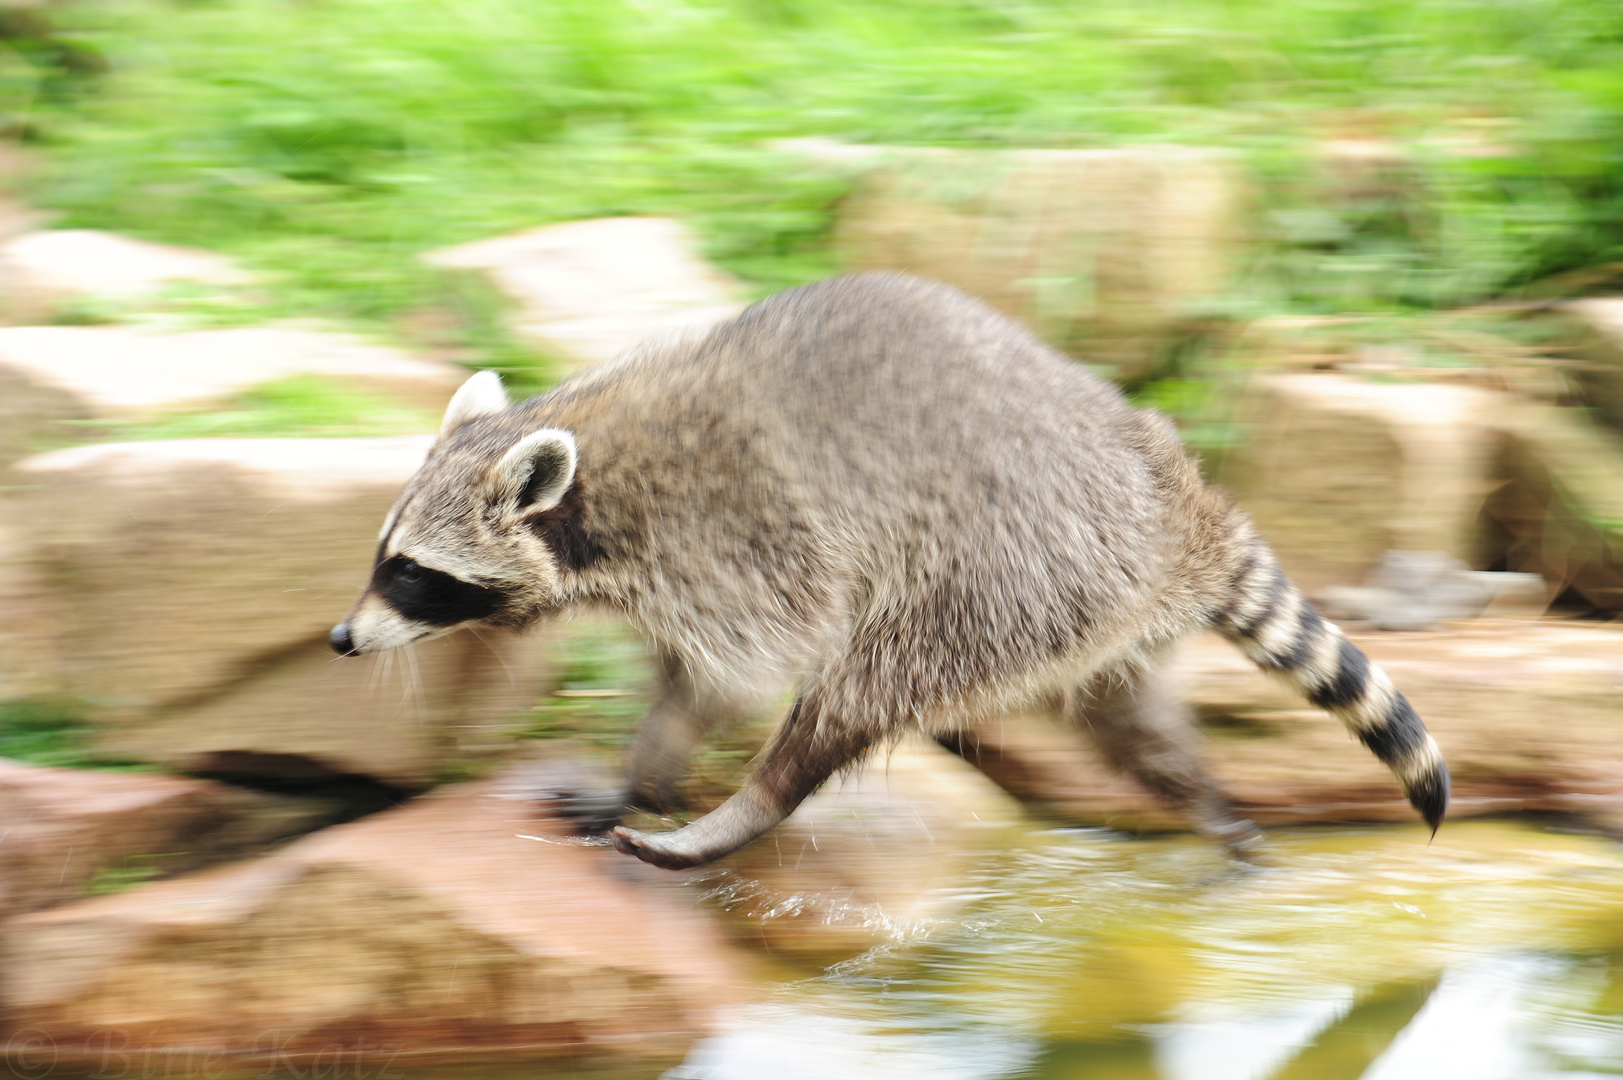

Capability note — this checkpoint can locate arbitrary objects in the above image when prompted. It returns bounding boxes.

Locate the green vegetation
[519,618,774,803]
[8,0,1623,382]
[83,854,173,896]
[0,697,149,770]
[76,374,439,442]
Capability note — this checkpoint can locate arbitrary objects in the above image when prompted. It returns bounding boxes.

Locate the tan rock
[1486,400,1623,611]
[1,764,750,1070]
[833,145,1240,380]
[3,436,556,786]
[944,713,1181,833]
[0,760,327,918]
[953,623,1623,833]
[0,323,465,419]
[426,217,746,371]
[1552,297,1623,430]
[0,352,92,474]
[0,229,249,322]
[701,738,1022,963]
[1210,367,1623,611]
[1215,372,1504,592]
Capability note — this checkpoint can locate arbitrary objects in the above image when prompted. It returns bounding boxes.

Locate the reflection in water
[665,1005,1036,1080]
[1153,995,1356,1080]
[1263,980,1433,1080]
[665,822,1623,1080]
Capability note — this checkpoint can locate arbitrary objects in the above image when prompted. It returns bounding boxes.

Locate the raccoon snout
[329,622,359,656]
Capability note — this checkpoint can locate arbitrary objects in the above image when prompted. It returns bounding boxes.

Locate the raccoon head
[330,371,579,655]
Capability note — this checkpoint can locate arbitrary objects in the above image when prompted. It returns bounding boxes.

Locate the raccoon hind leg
[1065,658,1262,855]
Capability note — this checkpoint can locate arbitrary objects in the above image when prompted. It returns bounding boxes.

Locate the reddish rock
[1,761,753,1072]
[0,759,326,919]
[954,623,1623,834]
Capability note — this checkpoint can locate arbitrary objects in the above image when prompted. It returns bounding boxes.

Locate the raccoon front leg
[544,654,737,832]
[612,696,870,870]
[623,654,742,814]
[1066,660,1262,854]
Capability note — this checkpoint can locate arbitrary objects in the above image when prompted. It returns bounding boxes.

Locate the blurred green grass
[74,374,439,441]
[0,697,151,770]
[521,620,658,751]
[7,0,1622,371]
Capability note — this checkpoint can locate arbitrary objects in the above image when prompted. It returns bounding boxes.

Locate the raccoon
[331,273,1448,870]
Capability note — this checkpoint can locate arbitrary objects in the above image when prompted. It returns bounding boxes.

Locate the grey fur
[333,273,1449,868]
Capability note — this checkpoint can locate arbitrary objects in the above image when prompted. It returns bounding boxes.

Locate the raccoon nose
[329,622,358,656]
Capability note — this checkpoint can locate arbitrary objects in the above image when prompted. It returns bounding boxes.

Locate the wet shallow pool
[666,820,1623,1080]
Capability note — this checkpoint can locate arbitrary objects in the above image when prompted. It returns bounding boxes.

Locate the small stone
[425,217,746,371]
[0,323,465,416]
[0,229,249,322]
[1317,550,1540,631]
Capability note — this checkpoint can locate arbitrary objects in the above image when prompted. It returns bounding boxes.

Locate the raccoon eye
[397,559,423,585]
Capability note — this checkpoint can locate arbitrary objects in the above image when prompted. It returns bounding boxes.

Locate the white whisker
[468,627,518,688]
[380,648,396,703]
[404,642,429,727]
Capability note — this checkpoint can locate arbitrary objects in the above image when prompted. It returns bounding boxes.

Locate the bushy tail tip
[1214,541,1450,833]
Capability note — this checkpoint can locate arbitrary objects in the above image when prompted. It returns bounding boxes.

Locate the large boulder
[0,762,750,1071]
[1216,368,1623,612]
[425,217,746,372]
[955,622,1623,834]
[1215,372,1506,593]
[0,760,328,919]
[0,324,466,471]
[2,436,556,786]
[0,229,249,324]
[832,145,1241,381]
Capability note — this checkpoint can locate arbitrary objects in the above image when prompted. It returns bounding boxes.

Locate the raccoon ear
[491,428,577,513]
[440,370,510,436]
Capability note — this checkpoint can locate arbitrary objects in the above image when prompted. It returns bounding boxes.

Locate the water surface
[671,820,1623,1080]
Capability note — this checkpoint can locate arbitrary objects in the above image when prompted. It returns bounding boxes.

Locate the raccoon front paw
[626,782,688,818]
[549,787,629,835]
[612,825,707,871]
[498,757,628,834]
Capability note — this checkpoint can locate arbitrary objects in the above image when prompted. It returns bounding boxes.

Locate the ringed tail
[1212,535,1450,834]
